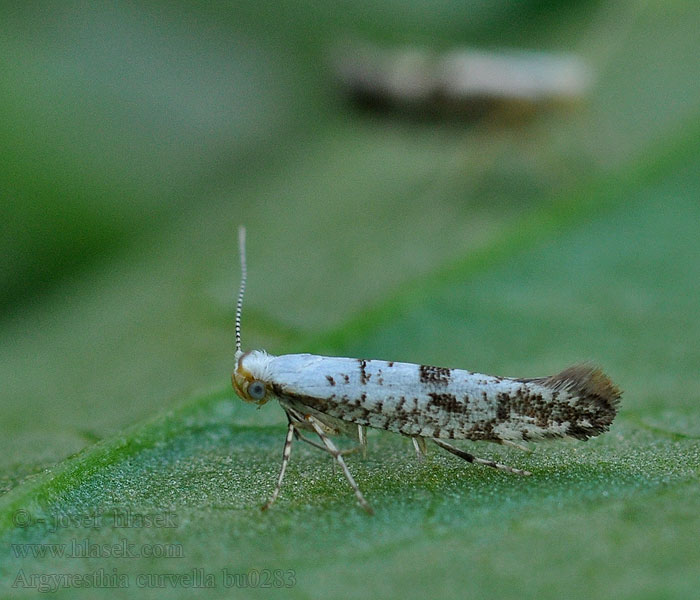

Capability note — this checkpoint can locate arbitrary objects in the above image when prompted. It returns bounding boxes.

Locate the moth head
[232,350,272,406]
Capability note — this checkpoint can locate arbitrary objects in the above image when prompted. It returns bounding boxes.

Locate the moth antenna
[235,225,247,361]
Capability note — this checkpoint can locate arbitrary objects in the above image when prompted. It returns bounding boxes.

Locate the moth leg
[358,425,367,458]
[432,438,532,476]
[412,436,428,460]
[261,421,296,511]
[294,429,360,456]
[497,439,532,453]
[305,415,374,515]
[285,405,362,456]
[294,429,330,452]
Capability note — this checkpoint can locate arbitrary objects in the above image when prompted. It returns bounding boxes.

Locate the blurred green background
[1,1,699,598]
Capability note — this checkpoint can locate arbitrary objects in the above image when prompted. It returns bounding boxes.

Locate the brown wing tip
[547,365,622,402]
[542,365,622,438]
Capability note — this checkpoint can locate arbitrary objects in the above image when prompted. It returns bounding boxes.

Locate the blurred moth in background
[332,41,593,118]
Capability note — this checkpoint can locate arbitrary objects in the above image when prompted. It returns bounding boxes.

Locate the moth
[332,40,592,117]
[231,227,621,514]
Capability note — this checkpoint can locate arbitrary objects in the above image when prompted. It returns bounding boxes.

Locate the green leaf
[2,1,700,598]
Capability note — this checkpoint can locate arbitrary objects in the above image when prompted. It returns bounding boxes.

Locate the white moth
[232,227,621,514]
[332,41,592,116]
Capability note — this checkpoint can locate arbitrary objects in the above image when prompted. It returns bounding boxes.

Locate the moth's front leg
[261,420,296,512]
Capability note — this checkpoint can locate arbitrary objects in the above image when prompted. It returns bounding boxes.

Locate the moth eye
[247,380,266,400]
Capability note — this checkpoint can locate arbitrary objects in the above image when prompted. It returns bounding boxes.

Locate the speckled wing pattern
[265,354,621,443]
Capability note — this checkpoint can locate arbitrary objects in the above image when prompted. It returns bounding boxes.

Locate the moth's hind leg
[432,438,532,476]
